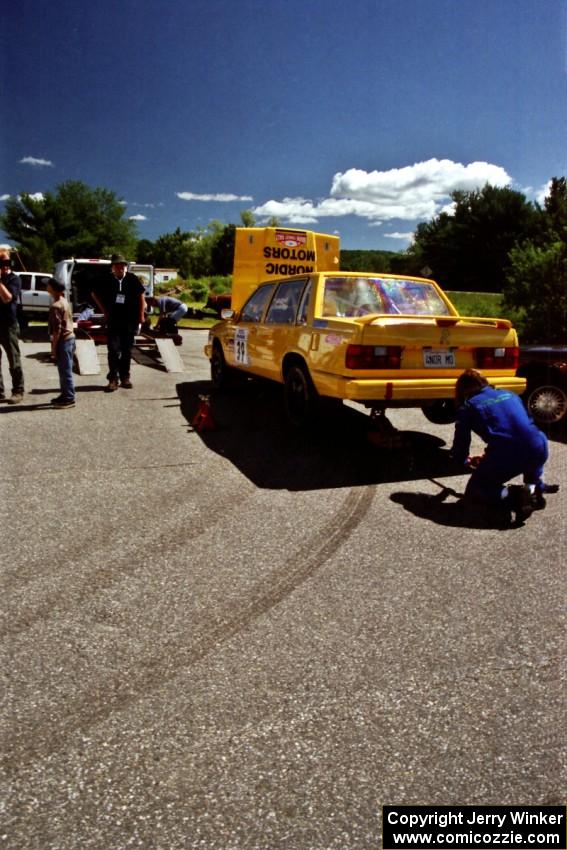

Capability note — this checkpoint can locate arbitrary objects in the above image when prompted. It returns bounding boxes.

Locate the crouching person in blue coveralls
[450,369,559,525]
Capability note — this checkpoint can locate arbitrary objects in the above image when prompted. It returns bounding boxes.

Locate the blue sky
[2,0,566,251]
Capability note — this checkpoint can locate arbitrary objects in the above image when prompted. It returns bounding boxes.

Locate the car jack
[367,408,404,449]
[191,395,217,432]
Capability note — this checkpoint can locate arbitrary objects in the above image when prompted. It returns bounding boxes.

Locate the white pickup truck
[17,271,53,324]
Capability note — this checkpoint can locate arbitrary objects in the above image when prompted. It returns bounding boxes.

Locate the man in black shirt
[92,254,145,391]
[0,249,25,404]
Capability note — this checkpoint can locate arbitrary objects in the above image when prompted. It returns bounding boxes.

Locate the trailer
[73,320,185,374]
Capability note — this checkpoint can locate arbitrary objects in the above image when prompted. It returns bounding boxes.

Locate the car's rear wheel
[284,363,318,427]
[421,400,457,425]
[525,381,567,426]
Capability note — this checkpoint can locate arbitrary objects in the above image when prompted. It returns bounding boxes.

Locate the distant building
[154,268,179,285]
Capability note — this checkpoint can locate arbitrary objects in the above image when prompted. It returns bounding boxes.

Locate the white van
[53,259,154,316]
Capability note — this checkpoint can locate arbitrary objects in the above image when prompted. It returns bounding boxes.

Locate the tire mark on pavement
[0,482,255,640]
[3,485,375,774]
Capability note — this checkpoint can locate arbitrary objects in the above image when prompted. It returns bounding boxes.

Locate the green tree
[239,210,256,227]
[210,223,236,275]
[151,228,194,277]
[542,176,567,242]
[0,181,138,270]
[504,240,567,342]
[136,238,155,264]
[410,185,541,291]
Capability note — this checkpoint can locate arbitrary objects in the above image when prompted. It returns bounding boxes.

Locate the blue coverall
[451,386,548,503]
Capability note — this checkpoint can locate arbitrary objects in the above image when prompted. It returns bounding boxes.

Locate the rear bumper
[316,374,527,403]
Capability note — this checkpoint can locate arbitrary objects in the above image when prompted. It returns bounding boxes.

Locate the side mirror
[220,308,235,320]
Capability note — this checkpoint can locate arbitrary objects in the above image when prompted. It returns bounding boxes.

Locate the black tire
[525,381,567,427]
[421,400,457,425]
[210,342,232,390]
[284,363,319,427]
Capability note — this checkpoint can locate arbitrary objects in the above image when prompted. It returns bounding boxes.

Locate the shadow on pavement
[24,351,53,362]
[542,423,567,445]
[19,324,49,343]
[176,379,465,491]
[389,488,516,530]
[0,401,54,414]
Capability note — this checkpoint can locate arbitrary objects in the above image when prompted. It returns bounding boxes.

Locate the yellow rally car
[205,271,526,427]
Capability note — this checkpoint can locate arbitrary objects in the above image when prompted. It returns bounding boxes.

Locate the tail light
[475,347,519,369]
[346,345,402,369]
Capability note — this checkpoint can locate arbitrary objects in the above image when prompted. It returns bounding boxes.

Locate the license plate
[423,349,456,367]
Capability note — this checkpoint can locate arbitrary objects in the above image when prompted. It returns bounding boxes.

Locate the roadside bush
[188,278,210,302]
[154,277,186,295]
[153,275,231,306]
[209,275,232,294]
[178,289,195,305]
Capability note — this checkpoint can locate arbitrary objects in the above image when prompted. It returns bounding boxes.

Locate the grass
[446,290,522,326]
[177,315,219,329]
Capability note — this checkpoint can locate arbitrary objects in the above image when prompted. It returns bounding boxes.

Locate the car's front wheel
[210,342,232,390]
[525,380,567,427]
[284,363,318,427]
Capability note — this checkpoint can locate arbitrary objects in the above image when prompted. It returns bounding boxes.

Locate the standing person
[47,277,76,409]
[0,249,25,404]
[450,369,558,523]
[91,254,145,391]
[146,294,188,332]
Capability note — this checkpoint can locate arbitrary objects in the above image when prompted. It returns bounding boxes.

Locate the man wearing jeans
[0,249,25,405]
[91,254,145,391]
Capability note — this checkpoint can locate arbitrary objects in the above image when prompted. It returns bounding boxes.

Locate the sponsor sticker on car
[235,328,249,365]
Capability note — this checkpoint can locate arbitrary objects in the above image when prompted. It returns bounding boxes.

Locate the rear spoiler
[356,313,513,329]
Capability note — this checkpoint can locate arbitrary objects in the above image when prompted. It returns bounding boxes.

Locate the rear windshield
[322,276,452,317]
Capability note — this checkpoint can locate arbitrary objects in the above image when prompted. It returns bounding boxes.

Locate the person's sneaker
[105,379,119,392]
[506,484,534,525]
[541,483,560,494]
[531,482,560,510]
[8,392,24,405]
[120,378,133,389]
[50,395,64,405]
[53,398,75,409]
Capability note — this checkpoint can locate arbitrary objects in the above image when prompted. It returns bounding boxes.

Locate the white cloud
[0,194,10,202]
[253,158,512,226]
[535,180,552,205]
[23,192,45,202]
[252,197,319,224]
[129,214,147,221]
[19,156,54,168]
[438,201,457,216]
[176,191,253,202]
[383,231,415,241]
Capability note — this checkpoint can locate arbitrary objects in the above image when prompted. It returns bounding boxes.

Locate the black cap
[48,277,66,292]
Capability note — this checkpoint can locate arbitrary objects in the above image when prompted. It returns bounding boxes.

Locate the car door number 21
[235,328,249,365]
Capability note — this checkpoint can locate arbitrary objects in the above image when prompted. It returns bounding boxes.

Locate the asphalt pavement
[1,329,565,850]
